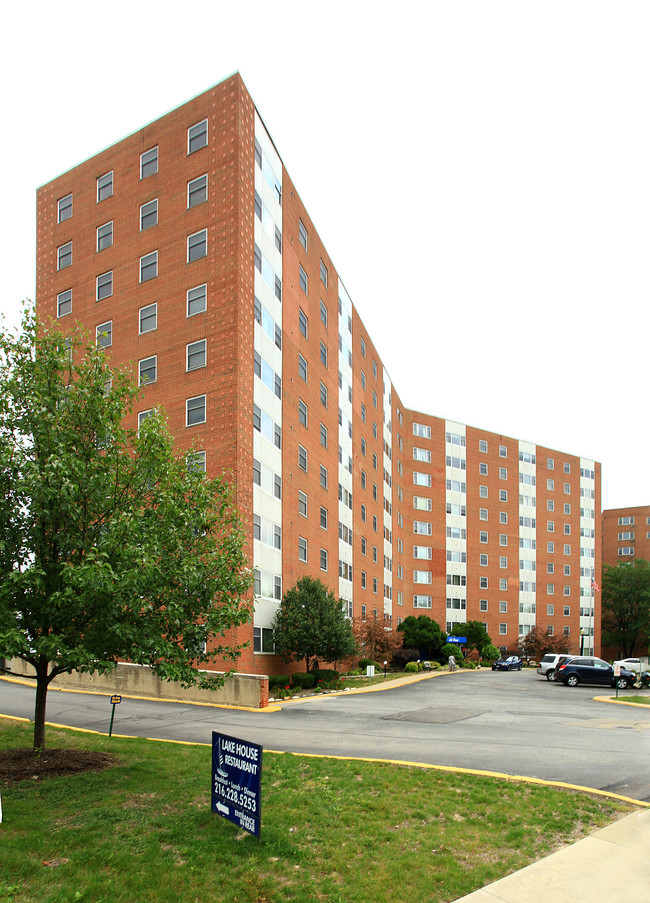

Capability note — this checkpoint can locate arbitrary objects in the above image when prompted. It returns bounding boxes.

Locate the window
[57,242,72,270]
[499,489,508,502]
[480,576,488,588]
[564,483,571,495]
[97,171,113,202]
[320,549,328,571]
[188,174,207,208]
[298,399,308,427]
[500,578,507,591]
[547,479,554,490]
[320,506,328,530]
[361,504,366,522]
[564,524,571,535]
[479,485,488,498]
[480,508,488,521]
[480,554,488,566]
[188,229,207,262]
[298,219,308,250]
[479,439,488,453]
[547,585,555,596]
[564,503,571,515]
[547,563,554,574]
[298,491,307,517]
[57,193,72,222]
[500,534,508,546]
[480,531,488,543]
[500,556,508,568]
[187,451,206,474]
[187,284,207,316]
[479,462,488,475]
[320,259,328,286]
[140,147,158,178]
[564,585,571,596]
[139,303,157,334]
[298,445,308,472]
[140,199,158,230]
[299,264,308,294]
[320,300,328,327]
[500,512,508,524]
[96,321,112,348]
[96,270,113,300]
[298,537,307,562]
[187,339,207,371]
[547,500,555,511]
[320,341,328,367]
[140,251,158,282]
[298,353,308,382]
[360,336,366,358]
[320,464,327,488]
[499,445,507,457]
[499,624,507,635]
[320,423,328,448]
[547,521,554,533]
[298,308,308,338]
[186,394,206,426]
[188,119,208,153]
[138,410,153,431]
[57,289,72,318]
[499,467,507,480]
[499,600,507,613]
[320,381,328,407]
[139,356,156,385]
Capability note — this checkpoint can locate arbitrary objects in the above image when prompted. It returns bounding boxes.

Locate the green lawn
[616,694,650,705]
[0,719,635,903]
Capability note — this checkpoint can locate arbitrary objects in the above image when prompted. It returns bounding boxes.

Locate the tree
[352,614,401,664]
[481,644,500,664]
[518,626,570,661]
[0,308,252,751]
[272,576,357,672]
[601,560,650,658]
[397,615,446,660]
[450,620,492,655]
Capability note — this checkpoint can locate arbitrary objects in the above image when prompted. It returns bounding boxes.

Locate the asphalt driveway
[3,668,649,802]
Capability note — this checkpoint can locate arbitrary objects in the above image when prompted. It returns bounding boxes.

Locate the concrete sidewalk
[453,807,650,902]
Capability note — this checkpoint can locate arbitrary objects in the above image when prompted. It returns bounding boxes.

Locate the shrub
[358,659,375,669]
[291,672,316,689]
[312,669,339,684]
[432,661,443,671]
[404,661,420,673]
[269,675,291,689]
[462,660,477,669]
[392,647,420,670]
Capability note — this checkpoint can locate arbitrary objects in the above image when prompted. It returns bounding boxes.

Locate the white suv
[613,658,644,674]
[536,653,571,682]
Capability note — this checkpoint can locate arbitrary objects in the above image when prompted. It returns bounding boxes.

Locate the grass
[0,719,635,903]
[616,694,650,705]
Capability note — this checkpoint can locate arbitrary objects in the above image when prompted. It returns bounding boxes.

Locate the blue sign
[447,636,466,644]
[212,732,263,838]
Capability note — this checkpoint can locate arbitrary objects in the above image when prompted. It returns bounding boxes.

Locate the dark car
[556,656,635,689]
[492,656,523,671]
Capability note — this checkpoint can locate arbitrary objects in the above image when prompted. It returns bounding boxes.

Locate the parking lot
[3,667,650,802]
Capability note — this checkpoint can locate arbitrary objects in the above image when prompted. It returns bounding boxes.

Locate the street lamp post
[580,628,587,656]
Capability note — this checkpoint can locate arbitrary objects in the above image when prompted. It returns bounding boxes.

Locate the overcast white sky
[1,1,648,510]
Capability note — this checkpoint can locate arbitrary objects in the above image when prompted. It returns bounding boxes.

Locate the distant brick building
[35,73,602,674]
[602,506,650,566]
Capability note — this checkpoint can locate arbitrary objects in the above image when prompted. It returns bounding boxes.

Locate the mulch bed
[0,748,117,785]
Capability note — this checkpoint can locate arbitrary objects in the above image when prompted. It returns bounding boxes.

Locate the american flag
[591,578,599,591]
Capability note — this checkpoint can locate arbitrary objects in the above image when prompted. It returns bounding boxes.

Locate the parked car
[536,653,572,682]
[492,656,523,671]
[613,658,644,674]
[556,656,636,689]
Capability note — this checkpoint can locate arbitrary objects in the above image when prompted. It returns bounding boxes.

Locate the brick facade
[35,73,602,676]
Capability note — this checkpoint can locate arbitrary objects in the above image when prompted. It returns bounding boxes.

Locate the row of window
[296,218,329,288]
[59,282,208,322]
[56,121,208,223]
[137,394,206,429]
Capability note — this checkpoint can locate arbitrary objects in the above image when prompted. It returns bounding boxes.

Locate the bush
[404,661,420,673]
[358,659,376,669]
[432,661,443,670]
[291,672,316,689]
[462,660,477,669]
[312,669,339,684]
[269,675,291,690]
[391,648,420,670]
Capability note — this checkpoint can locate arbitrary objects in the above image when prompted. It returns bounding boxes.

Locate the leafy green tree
[397,615,446,659]
[450,620,492,655]
[601,559,650,658]
[0,308,252,751]
[272,576,357,672]
[481,644,501,664]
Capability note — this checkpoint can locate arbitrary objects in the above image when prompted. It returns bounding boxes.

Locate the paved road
[3,670,649,802]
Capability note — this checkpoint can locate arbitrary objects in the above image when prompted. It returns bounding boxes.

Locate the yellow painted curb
[593,694,650,709]
[2,712,646,809]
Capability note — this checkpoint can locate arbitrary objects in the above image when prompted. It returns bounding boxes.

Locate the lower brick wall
[8,659,269,709]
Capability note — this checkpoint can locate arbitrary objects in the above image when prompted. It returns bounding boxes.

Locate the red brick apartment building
[602,506,650,567]
[35,73,602,675]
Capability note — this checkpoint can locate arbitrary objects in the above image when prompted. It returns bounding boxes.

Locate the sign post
[212,732,263,839]
[108,695,121,737]
[614,662,621,699]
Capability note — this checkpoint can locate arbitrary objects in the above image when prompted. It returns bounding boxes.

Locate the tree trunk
[33,658,50,752]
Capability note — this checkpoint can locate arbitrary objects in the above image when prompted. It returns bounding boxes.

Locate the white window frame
[188,174,208,208]
[187,229,207,262]
[140,251,158,283]
[139,303,157,334]
[188,119,208,154]
[187,284,207,317]
[186,394,207,426]
[140,146,159,179]
[187,339,207,372]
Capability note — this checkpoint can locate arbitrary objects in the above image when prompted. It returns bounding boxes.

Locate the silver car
[536,653,571,682]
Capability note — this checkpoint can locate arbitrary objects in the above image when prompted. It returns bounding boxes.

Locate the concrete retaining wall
[9,659,269,709]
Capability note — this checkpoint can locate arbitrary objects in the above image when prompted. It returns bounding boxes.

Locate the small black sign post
[108,695,121,737]
[212,731,263,839]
